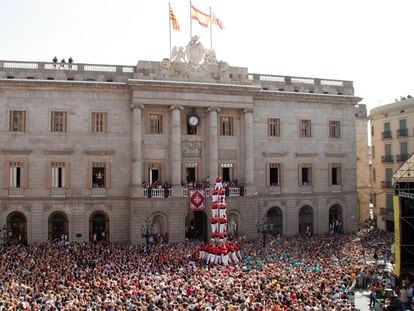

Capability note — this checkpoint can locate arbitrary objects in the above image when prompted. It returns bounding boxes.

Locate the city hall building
[0,40,362,244]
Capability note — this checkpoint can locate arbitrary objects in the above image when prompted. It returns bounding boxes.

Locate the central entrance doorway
[185,211,207,241]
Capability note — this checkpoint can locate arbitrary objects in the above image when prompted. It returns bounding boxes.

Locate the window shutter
[88,161,92,188]
[328,163,332,186]
[298,163,301,186]
[65,161,70,188]
[279,163,283,187]
[106,161,111,188]
[21,160,28,188]
[266,163,270,187]
[46,161,52,188]
[4,161,10,188]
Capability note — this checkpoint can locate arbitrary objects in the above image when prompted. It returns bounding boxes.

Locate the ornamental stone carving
[182,141,202,158]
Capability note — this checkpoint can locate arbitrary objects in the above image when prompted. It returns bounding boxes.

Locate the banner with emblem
[189,189,206,210]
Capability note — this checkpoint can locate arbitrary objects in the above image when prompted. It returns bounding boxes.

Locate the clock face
[189,115,199,127]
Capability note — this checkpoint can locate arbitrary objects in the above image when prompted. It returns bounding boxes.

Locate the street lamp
[140,217,155,245]
[256,218,274,248]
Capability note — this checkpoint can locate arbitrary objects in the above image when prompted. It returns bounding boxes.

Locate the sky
[1,0,413,114]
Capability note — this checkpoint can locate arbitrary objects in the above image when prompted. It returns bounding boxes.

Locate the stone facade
[355,104,371,224]
[0,53,361,244]
[369,98,414,231]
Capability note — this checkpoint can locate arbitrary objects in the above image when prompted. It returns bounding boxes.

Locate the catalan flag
[169,6,180,31]
[191,5,210,28]
[211,13,224,30]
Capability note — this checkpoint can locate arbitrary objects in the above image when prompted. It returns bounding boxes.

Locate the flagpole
[169,2,172,59]
[209,6,213,50]
[189,0,193,38]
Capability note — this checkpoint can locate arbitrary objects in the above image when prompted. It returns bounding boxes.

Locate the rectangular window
[300,164,312,185]
[268,118,281,137]
[400,142,408,155]
[371,126,374,137]
[220,163,234,182]
[372,145,375,159]
[329,120,341,138]
[268,163,280,186]
[9,110,26,132]
[386,193,394,209]
[384,144,392,156]
[51,162,66,188]
[9,161,23,188]
[92,162,106,188]
[385,168,393,184]
[51,111,67,132]
[148,163,161,185]
[399,119,407,129]
[91,112,108,133]
[220,116,234,136]
[372,168,376,183]
[299,119,311,137]
[150,114,163,134]
[330,164,341,185]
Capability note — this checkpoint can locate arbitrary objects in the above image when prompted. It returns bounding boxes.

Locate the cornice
[43,149,74,155]
[295,152,318,157]
[263,152,288,157]
[1,149,33,155]
[84,150,115,156]
[325,152,347,157]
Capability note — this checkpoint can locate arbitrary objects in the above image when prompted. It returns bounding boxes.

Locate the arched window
[89,211,109,242]
[48,211,69,241]
[298,205,313,235]
[266,207,283,235]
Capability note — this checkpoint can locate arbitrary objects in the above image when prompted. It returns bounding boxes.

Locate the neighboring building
[369,98,414,231]
[0,41,361,244]
[355,104,371,224]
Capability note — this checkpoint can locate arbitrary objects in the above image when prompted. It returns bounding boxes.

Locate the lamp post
[256,218,274,248]
[140,217,154,245]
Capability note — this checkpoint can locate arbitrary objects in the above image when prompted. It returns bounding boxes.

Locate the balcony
[381,155,394,163]
[50,188,67,197]
[268,185,281,194]
[382,131,392,139]
[397,154,410,162]
[91,188,107,197]
[397,128,408,137]
[331,185,342,192]
[381,181,393,189]
[8,188,24,197]
[300,184,312,193]
[144,188,171,198]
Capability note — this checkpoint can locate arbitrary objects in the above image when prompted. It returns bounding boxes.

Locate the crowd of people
[0,228,407,310]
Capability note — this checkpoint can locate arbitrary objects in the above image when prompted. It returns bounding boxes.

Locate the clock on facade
[188,115,200,127]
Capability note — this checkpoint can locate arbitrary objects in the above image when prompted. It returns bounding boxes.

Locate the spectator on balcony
[68,57,73,69]
[52,56,58,67]
[60,58,66,68]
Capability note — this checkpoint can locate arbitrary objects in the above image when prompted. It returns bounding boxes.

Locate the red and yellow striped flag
[191,5,210,28]
[169,6,180,31]
[211,13,224,29]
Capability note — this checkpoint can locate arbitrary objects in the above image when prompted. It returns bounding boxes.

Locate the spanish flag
[191,5,210,28]
[211,13,224,30]
[169,6,180,31]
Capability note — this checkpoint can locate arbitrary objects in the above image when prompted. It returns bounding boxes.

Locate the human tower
[200,176,240,265]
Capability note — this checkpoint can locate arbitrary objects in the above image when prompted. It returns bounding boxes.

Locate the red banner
[189,189,206,210]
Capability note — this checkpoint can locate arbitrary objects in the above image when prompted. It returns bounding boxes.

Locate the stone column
[244,109,254,190]
[170,105,183,195]
[207,107,220,183]
[130,103,144,197]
